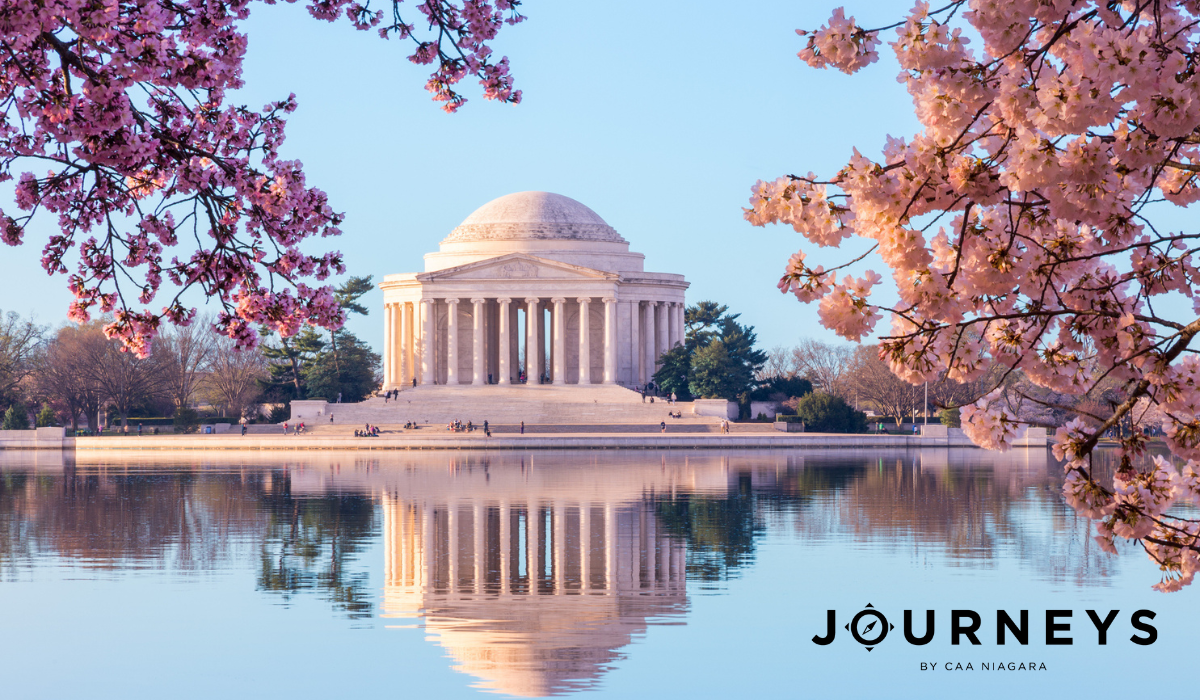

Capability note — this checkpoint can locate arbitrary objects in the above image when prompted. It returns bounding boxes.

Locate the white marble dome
[443,191,627,244]
[426,191,643,273]
[382,190,690,389]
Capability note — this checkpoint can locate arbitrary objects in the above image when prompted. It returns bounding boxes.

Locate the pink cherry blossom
[1,0,526,357]
[751,1,1200,589]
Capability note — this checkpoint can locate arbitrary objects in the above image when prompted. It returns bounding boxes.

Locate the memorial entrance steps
[301,384,721,427]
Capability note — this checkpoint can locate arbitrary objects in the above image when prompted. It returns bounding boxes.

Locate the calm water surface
[0,448,1195,699]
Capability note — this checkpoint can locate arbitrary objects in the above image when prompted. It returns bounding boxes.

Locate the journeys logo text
[813,603,1158,652]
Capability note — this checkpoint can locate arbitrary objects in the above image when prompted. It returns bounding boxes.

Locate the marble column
[604,501,616,594]
[668,303,681,348]
[401,302,413,387]
[525,507,537,588]
[579,502,591,590]
[473,501,485,594]
[576,297,591,385]
[525,297,539,384]
[392,304,403,384]
[643,301,657,383]
[656,302,668,369]
[383,303,393,388]
[447,500,459,590]
[551,297,566,385]
[677,302,686,349]
[629,301,641,385]
[603,298,617,384]
[553,500,566,593]
[421,502,433,589]
[420,299,434,385]
[500,499,511,595]
[498,298,511,385]
[446,298,460,385]
[472,298,486,385]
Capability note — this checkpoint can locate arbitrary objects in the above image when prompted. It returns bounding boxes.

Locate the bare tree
[34,323,108,431]
[791,338,857,399]
[0,310,44,403]
[849,345,922,423]
[87,329,170,428]
[202,335,268,420]
[760,345,796,380]
[157,315,216,409]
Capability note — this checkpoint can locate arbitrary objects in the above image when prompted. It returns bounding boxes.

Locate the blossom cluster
[748,0,1200,588]
[0,0,524,355]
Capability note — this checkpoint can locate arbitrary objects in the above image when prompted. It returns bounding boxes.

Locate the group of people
[356,424,380,437]
[444,419,492,436]
[667,411,682,419]
[638,383,678,405]
[383,389,399,402]
[403,421,421,429]
[281,422,307,435]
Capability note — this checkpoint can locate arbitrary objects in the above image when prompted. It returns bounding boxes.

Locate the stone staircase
[299,384,719,427]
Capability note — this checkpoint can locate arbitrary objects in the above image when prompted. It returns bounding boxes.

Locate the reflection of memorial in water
[374,457,701,697]
[0,446,1140,694]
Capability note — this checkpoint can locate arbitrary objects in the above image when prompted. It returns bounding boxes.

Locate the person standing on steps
[520,421,525,435]
[484,420,489,437]
[660,421,666,433]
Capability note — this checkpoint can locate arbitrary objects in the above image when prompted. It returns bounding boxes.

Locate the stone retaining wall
[0,427,69,449]
[3,425,1050,451]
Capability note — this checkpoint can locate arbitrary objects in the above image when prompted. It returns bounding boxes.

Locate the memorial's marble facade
[379,192,688,389]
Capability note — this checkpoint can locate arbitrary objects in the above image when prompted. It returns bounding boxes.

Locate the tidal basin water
[1,448,1197,699]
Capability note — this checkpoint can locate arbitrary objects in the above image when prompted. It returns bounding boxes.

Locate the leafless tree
[34,323,108,431]
[760,345,797,380]
[0,310,45,402]
[202,335,268,420]
[791,338,857,399]
[86,328,170,428]
[157,315,216,409]
[849,345,923,423]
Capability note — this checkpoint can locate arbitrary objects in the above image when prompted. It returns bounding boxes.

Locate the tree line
[0,277,380,431]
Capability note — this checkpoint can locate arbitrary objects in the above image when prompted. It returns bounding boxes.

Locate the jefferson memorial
[379,192,688,389]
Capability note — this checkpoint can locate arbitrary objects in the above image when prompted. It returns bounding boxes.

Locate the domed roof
[443,192,626,244]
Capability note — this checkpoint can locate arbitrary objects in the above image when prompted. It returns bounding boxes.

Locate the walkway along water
[0,426,1049,451]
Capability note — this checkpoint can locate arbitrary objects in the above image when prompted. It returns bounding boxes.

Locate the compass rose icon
[846,603,894,651]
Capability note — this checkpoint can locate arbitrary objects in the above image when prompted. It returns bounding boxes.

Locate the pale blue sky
[1,1,921,351]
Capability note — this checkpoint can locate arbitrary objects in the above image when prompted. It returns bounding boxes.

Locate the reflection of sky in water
[0,448,1196,699]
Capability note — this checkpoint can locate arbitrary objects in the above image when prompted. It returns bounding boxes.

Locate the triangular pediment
[417,254,617,282]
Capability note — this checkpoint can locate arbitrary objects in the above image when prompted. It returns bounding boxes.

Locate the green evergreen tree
[173,406,200,434]
[304,331,380,403]
[328,275,374,375]
[654,345,693,400]
[792,392,867,433]
[260,327,326,401]
[1,401,30,430]
[939,407,962,427]
[35,402,56,427]
[689,341,740,399]
[655,300,767,402]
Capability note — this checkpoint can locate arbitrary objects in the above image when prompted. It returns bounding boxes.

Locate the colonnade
[382,297,686,389]
[382,494,687,596]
